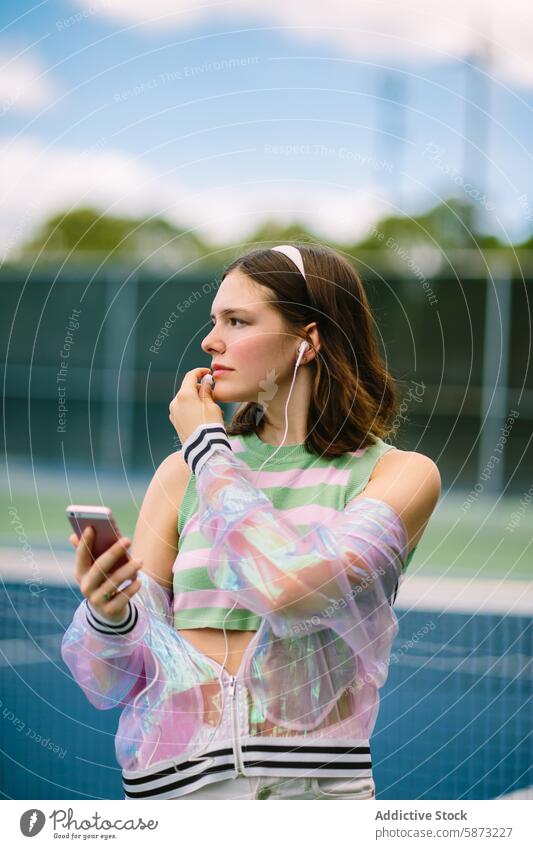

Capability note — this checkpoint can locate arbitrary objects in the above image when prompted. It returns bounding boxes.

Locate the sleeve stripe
[87,599,133,628]
[182,424,232,476]
[85,601,138,635]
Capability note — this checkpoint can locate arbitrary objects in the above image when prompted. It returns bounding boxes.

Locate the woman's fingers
[179,367,211,395]
[97,577,143,619]
[76,528,131,591]
[80,537,131,595]
[88,559,142,607]
[71,528,143,627]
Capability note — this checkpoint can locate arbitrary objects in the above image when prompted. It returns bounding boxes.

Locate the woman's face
[200,268,295,403]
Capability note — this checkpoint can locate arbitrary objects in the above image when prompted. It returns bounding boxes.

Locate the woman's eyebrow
[209,308,252,320]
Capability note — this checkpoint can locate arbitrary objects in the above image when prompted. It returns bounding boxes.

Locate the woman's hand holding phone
[69,527,143,623]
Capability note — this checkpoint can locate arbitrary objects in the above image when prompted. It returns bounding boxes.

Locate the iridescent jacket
[61,425,412,800]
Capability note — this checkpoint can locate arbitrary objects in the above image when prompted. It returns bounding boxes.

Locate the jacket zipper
[229,675,244,775]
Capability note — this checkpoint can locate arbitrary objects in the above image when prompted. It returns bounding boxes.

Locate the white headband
[271,244,307,281]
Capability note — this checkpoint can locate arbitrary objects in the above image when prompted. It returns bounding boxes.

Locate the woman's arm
[357,445,441,551]
[129,450,191,594]
[61,452,189,709]
[182,424,440,682]
[61,573,163,710]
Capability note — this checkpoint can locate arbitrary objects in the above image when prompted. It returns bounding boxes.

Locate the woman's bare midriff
[177,627,257,676]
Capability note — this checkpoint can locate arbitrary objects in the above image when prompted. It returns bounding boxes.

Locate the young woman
[62,243,441,801]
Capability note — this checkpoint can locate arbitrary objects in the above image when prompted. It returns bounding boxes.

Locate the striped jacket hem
[85,600,138,635]
[122,738,372,799]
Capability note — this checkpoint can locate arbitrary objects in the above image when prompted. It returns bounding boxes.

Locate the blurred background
[1,0,531,801]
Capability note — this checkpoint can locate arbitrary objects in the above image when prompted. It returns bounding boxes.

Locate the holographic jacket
[61,424,410,800]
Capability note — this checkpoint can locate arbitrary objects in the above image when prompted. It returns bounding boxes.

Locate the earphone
[195,338,309,753]
[256,339,308,472]
[196,246,309,752]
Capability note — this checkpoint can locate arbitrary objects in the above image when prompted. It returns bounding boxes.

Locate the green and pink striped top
[173,431,416,630]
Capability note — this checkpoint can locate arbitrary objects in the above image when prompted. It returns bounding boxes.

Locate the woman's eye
[210,317,246,329]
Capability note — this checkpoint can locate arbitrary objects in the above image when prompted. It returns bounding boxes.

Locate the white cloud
[178,181,389,243]
[0,48,59,115]
[70,0,533,88]
[0,135,390,259]
[0,137,167,259]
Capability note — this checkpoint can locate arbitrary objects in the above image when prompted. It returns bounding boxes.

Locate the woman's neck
[256,371,311,446]
[257,423,307,447]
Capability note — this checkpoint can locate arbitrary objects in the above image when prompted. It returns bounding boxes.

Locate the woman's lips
[212,368,234,378]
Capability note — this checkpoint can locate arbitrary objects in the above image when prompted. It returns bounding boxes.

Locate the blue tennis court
[1,570,530,800]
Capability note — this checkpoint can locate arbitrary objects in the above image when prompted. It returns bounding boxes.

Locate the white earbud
[298,340,309,360]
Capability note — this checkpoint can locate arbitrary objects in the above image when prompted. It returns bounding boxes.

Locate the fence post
[99,269,138,470]
[477,263,512,495]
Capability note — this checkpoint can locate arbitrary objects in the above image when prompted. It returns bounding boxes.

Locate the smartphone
[65,505,131,571]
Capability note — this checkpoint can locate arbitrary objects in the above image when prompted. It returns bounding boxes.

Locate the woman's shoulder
[369,444,439,481]
[362,446,441,552]
[343,435,397,467]
[153,450,192,497]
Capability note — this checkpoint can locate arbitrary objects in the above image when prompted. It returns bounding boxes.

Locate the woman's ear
[302,322,321,362]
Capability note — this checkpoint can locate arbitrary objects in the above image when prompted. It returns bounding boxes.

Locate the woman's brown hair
[222,242,400,457]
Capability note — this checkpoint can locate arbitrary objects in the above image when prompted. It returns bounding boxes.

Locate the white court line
[396,574,533,616]
[0,547,78,587]
[497,786,533,799]
[1,547,532,615]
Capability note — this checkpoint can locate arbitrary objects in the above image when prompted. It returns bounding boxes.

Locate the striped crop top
[173,431,417,630]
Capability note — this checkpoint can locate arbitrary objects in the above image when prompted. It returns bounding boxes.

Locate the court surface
[1,551,531,800]
[1,480,531,800]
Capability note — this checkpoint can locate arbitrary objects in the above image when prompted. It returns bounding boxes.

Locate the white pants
[163,774,376,800]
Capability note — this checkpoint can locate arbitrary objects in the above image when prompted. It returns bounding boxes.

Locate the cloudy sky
[1,0,533,259]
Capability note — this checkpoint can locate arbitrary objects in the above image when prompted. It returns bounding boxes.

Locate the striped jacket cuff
[85,600,139,635]
[182,423,232,476]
